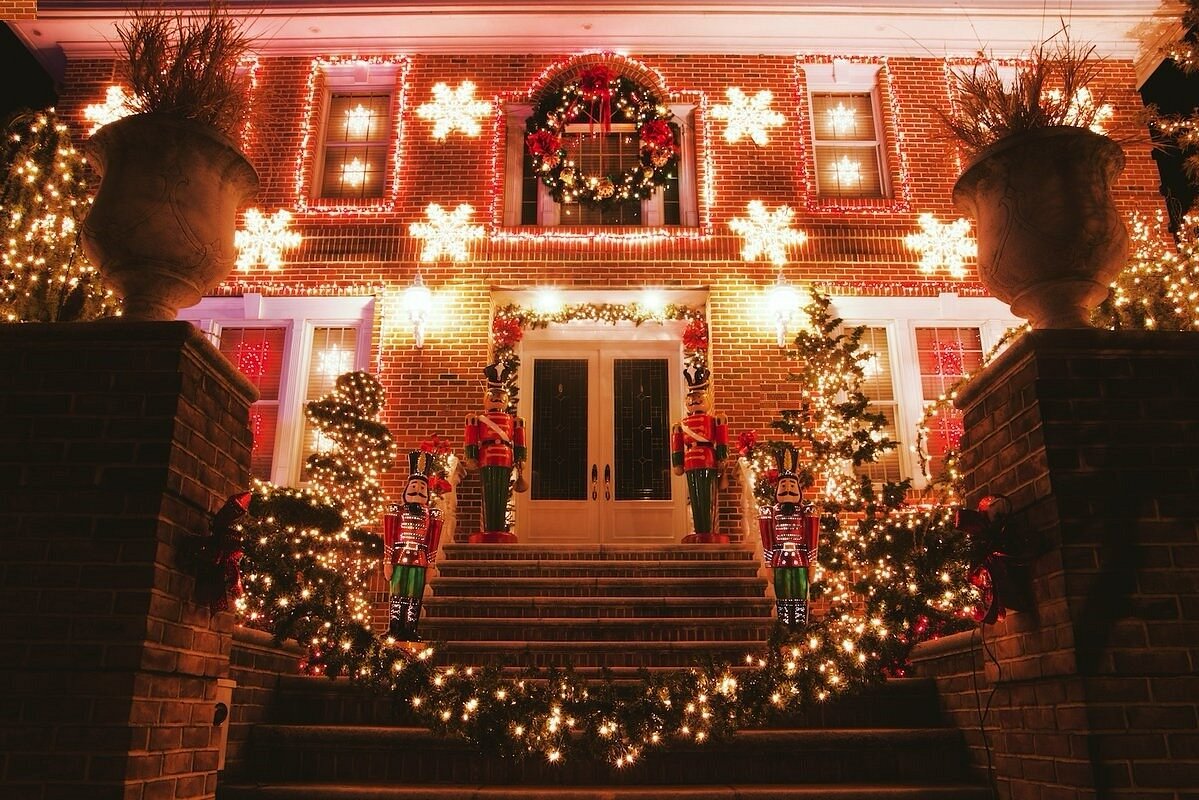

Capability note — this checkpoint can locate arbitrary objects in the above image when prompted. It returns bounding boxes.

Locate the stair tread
[219,783,992,799]
[432,639,766,649]
[426,616,772,624]
[427,596,772,605]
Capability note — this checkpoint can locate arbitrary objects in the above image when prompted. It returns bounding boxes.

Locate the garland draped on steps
[228,292,989,768]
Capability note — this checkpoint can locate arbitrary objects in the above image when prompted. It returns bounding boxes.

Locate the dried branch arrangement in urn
[81,2,260,321]
[945,36,1133,329]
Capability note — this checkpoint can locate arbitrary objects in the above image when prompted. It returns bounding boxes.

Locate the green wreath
[525,65,679,209]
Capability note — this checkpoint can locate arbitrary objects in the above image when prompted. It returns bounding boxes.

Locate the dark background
[2,19,1196,219]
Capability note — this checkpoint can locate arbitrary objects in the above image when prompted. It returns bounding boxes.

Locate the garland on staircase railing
[214,292,1003,768]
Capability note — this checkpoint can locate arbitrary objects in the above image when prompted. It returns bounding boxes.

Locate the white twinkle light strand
[904,213,977,279]
[710,87,785,146]
[409,203,485,262]
[416,81,493,141]
[729,201,808,265]
[83,86,136,135]
[235,209,303,272]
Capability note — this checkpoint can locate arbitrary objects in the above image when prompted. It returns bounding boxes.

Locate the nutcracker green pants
[773,567,809,600]
[685,468,718,534]
[481,465,512,532]
[389,564,425,600]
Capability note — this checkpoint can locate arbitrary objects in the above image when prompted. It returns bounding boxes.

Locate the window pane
[218,326,287,480]
[558,129,644,225]
[855,327,902,482]
[812,93,876,141]
[326,93,390,144]
[320,145,388,199]
[521,148,540,225]
[914,327,984,400]
[299,327,360,479]
[815,145,883,197]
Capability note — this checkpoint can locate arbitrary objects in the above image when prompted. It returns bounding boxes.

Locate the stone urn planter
[82,114,259,321]
[952,126,1128,329]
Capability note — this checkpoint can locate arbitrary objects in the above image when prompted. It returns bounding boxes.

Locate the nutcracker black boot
[404,597,423,642]
[387,597,409,640]
[792,598,809,629]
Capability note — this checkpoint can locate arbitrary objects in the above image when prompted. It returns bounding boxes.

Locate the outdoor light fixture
[765,272,803,348]
[639,289,668,318]
[533,287,564,315]
[403,271,433,348]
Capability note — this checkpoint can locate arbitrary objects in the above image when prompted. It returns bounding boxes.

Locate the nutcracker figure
[383,451,443,641]
[464,362,527,543]
[670,365,729,543]
[758,445,821,629]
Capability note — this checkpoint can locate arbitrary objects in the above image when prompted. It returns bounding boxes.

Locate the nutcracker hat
[683,365,711,393]
[407,450,433,483]
[483,361,514,392]
[772,444,800,479]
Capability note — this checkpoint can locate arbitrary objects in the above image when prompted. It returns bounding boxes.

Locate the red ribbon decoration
[577,65,618,133]
[196,491,252,612]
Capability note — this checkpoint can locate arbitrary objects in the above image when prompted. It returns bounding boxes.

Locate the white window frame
[830,293,1023,488]
[312,61,401,202]
[178,294,375,486]
[800,61,890,199]
[503,102,699,228]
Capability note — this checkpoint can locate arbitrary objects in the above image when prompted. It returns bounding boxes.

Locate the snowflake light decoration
[415,81,493,141]
[317,345,355,377]
[83,86,136,135]
[345,104,375,137]
[826,102,857,135]
[409,203,485,262]
[728,201,808,265]
[1047,87,1115,135]
[234,209,303,272]
[831,155,862,187]
[904,213,977,279]
[710,87,785,147]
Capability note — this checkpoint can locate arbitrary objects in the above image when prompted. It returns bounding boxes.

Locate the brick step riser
[439,548,756,563]
[246,735,972,786]
[430,582,765,599]
[434,566,762,578]
[420,622,774,642]
[423,603,775,619]
[269,684,943,729]
[428,646,770,669]
[221,785,992,800]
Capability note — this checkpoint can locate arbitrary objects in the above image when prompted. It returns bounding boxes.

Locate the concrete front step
[423,596,775,619]
[430,576,766,599]
[431,639,765,668]
[434,560,762,578]
[243,726,974,786]
[270,676,944,729]
[422,617,772,643]
[439,544,756,562]
[219,783,993,799]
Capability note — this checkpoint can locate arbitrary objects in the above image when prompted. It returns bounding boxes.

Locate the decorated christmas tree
[0,109,117,322]
[1094,210,1199,331]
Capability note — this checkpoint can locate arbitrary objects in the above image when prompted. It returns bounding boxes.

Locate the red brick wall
[224,627,305,779]
[1,0,36,19]
[55,53,1166,544]
[0,322,257,799]
[912,330,1199,799]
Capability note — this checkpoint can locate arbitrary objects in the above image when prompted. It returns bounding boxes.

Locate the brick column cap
[955,328,1199,411]
[0,320,260,404]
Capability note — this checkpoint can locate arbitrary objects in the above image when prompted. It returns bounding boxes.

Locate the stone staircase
[218,544,990,799]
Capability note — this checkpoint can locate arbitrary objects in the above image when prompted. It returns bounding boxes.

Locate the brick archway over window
[528,53,672,102]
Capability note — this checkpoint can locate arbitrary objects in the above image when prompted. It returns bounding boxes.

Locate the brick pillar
[947,329,1199,799]
[0,322,257,800]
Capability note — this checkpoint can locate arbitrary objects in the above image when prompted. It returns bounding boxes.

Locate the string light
[904,213,977,280]
[409,203,485,262]
[415,80,492,140]
[710,86,785,146]
[1045,86,1115,135]
[234,208,303,272]
[83,85,136,135]
[728,200,808,265]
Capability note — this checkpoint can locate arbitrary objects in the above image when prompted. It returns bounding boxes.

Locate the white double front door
[514,326,687,544]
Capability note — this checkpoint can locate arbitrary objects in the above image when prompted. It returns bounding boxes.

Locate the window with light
[319,91,391,199]
[810,91,886,198]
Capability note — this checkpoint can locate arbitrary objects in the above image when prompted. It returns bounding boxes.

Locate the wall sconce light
[402,271,433,348]
[764,273,802,348]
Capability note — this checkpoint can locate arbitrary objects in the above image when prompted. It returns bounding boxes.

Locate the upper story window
[801,61,889,200]
[504,66,698,228]
[178,295,375,485]
[297,58,407,211]
[319,91,392,199]
[831,294,1022,488]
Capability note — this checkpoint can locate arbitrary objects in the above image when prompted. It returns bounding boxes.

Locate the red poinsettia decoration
[526,129,563,160]
[429,474,454,495]
[576,65,618,132]
[420,434,452,455]
[737,429,758,457]
[492,316,523,349]
[682,319,709,352]
[639,118,676,153]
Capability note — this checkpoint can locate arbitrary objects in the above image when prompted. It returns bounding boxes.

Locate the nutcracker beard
[388,564,426,641]
[773,566,810,629]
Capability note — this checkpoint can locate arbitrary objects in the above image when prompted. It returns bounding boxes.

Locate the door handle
[591,464,598,500]
[603,464,611,501]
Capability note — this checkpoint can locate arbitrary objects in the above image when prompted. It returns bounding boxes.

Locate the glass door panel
[531,359,589,501]
[612,358,671,501]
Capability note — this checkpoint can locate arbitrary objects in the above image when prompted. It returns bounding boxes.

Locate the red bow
[577,65,618,133]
